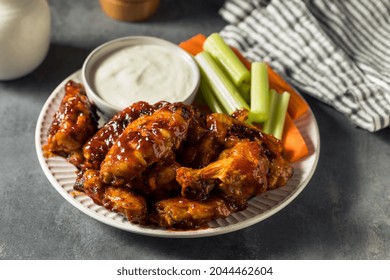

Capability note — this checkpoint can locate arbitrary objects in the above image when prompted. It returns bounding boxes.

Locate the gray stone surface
[0,0,389,260]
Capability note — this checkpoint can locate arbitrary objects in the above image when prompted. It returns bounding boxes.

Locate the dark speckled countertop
[0,0,389,260]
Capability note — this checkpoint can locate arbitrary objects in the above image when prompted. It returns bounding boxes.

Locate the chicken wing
[207,112,282,154]
[82,169,147,224]
[82,101,158,170]
[99,103,200,185]
[151,195,234,229]
[177,140,269,208]
[206,112,293,189]
[43,80,98,166]
[103,186,147,224]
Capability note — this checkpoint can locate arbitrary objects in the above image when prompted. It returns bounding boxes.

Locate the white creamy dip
[93,44,193,108]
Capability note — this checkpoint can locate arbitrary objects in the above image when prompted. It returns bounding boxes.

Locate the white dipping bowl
[82,36,200,117]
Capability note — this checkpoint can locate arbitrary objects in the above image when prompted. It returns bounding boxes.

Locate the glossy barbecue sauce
[82,101,157,170]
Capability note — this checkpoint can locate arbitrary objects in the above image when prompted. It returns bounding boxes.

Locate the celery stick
[263,89,278,135]
[239,82,250,104]
[263,90,290,139]
[200,78,224,114]
[272,91,290,139]
[195,51,249,115]
[203,33,250,87]
[250,62,269,123]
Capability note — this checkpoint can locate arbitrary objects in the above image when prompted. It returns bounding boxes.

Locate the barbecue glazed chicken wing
[152,195,235,229]
[206,112,293,189]
[177,139,269,209]
[82,101,157,170]
[82,169,147,224]
[74,101,167,192]
[104,186,147,224]
[99,103,202,186]
[43,80,98,166]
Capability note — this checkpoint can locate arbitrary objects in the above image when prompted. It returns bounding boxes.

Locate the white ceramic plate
[36,70,320,238]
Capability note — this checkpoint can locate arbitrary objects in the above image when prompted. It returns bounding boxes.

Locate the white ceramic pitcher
[0,0,51,80]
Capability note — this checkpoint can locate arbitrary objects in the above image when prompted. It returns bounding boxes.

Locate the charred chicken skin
[44,86,294,230]
[43,80,98,166]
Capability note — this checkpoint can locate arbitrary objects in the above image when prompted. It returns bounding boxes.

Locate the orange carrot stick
[179,34,207,56]
[282,113,309,162]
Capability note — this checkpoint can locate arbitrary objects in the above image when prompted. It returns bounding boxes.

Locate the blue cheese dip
[92,44,193,108]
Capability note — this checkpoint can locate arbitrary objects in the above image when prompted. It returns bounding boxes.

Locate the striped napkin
[219,0,390,132]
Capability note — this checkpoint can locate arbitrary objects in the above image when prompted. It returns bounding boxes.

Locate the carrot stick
[179,34,207,56]
[282,113,309,162]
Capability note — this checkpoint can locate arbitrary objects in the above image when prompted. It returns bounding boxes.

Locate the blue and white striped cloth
[219,0,390,131]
